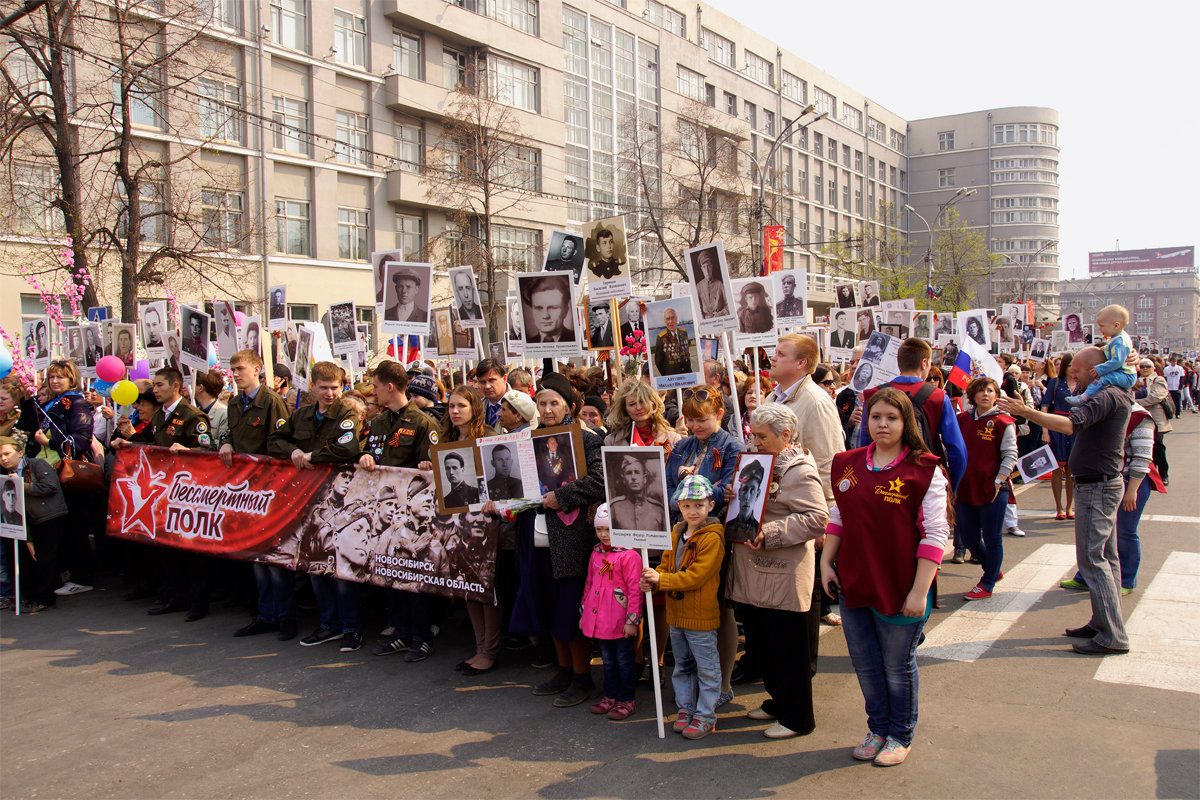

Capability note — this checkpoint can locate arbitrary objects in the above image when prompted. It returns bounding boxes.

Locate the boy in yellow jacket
[641,474,724,740]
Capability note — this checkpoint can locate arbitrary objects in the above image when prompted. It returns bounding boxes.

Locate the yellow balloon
[112,380,139,406]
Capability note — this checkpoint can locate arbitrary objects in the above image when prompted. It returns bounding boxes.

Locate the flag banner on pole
[106,447,498,603]
[948,348,973,389]
[763,225,784,275]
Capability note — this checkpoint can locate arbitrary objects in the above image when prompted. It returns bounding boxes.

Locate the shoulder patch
[429,431,439,444]
[196,421,208,433]
[340,419,354,430]
[198,434,211,445]
[275,418,286,429]
[337,432,353,444]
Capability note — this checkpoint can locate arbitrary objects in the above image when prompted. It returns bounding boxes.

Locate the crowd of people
[0,317,1190,765]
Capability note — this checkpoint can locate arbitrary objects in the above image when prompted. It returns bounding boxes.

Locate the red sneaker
[964,585,993,601]
[607,700,636,720]
[589,697,616,715]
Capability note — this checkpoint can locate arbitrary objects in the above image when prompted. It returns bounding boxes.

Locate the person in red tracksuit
[956,377,1018,601]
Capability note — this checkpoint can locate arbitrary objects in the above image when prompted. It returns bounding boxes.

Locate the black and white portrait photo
[0,474,27,540]
[328,301,357,356]
[884,310,912,340]
[829,308,857,349]
[646,297,701,390]
[481,442,524,502]
[22,318,50,369]
[293,325,313,389]
[506,296,524,344]
[241,316,262,359]
[732,278,775,343]
[432,442,483,515]
[433,308,456,356]
[724,453,774,544]
[212,301,239,365]
[850,360,876,392]
[370,248,406,310]
[1029,338,1048,362]
[381,262,434,337]
[686,242,735,332]
[582,218,627,282]
[856,308,877,340]
[449,266,485,327]
[601,447,670,545]
[140,301,167,358]
[912,311,933,341]
[935,313,955,337]
[178,305,211,372]
[1017,444,1057,484]
[268,284,287,331]
[860,280,881,308]
[941,339,959,368]
[544,229,587,284]
[66,326,84,363]
[81,324,103,370]
[517,272,581,359]
[619,298,644,341]
[586,299,617,351]
[961,312,990,348]
[1050,330,1069,354]
[834,282,857,309]
[112,323,137,367]
[772,269,806,325]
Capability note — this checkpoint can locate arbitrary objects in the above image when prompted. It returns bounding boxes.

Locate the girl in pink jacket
[580,503,643,720]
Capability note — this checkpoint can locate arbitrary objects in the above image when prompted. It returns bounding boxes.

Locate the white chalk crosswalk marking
[918,543,1077,662]
[1095,551,1200,694]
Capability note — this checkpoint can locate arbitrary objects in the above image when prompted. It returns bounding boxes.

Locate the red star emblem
[115,448,169,538]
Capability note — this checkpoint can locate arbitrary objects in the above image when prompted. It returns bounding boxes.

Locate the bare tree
[422,62,544,342]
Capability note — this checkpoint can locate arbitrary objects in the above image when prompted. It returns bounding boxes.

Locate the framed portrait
[911,311,934,342]
[645,296,701,391]
[449,266,486,328]
[517,271,581,360]
[1062,312,1084,344]
[731,277,776,346]
[699,337,719,360]
[111,323,137,367]
[431,440,485,515]
[79,324,101,372]
[855,308,877,341]
[934,313,954,338]
[828,307,857,350]
[860,280,881,308]
[1029,338,1049,362]
[581,217,631,300]
[451,308,478,359]
[1002,303,1026,327]
[880,324,901,339]
[212,301,239,365]
[530,424,586,497]
[328,301,358,356]
[834,282,857,309]
[178,305,211,372]
[618,297,646,340]
[929,347,943,369]
[140,301,168,360]
[960,310,991,349]
[601,446,671,549]
[545,229,587,285]
[432,307,456,356]
[65,325,84,364]
[370,248,406,311]
[0,474,28,541]
[21,318,51,371]
[293,325,313,391]
[505,295,524,348]
[685,241,736,335]
[1081,324,1095,346]
[993,313,1015,347]
[267,284,287,331]
[478,438,527,503]
[724,452,776,544]
[585,298,618,351]
[883,310,912,340]
[1017,444,1057,484]
[941,338,959,368]
[772,268,807,326]
[381,262,434,337]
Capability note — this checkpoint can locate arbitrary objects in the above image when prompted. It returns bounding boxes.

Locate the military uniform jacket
[222,386,291,455]
[364,402,436,468]
[131,400,215,450]
[267,399,360,463]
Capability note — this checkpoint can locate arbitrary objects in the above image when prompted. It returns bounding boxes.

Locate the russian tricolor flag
[948,349,973,390]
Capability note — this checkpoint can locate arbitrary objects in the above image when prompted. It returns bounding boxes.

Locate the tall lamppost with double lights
[903,186,976,303]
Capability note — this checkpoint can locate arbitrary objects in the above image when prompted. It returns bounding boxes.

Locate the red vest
[831,447,938,616]
[863,380,946,441]
[956,410,1016,505]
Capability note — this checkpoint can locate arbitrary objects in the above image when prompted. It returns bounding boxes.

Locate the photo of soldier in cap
[582,218,627,281]
[602,448,669,536]
[383,263,431,324]
[268,285,287,330]
[734,279,774,335]
[773,269,806,325]
[723,453,774,544]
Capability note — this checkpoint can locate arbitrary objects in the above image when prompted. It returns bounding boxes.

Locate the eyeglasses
[681,387,716,402]
[820,379,836,387]
[1139,365,1153,369]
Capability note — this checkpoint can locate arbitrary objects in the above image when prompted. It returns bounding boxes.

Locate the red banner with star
[106,447,498,602]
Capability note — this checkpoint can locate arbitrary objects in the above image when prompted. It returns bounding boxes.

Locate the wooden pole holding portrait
[720,331,742,436]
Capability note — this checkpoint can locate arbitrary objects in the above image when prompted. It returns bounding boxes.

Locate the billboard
[1089,246,1193,274]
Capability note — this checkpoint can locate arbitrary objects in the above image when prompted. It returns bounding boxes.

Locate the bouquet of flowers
[620,328,646,377]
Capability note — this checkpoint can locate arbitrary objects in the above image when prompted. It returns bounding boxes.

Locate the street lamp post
[748,106,826,273]
[903,187,976,305]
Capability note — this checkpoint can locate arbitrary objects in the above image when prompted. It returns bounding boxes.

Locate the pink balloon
[234,311,246,326]
[129,359,150,381]
[96,355,126,382]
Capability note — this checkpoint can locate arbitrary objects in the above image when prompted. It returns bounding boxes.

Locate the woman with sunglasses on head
[665,386,746,710]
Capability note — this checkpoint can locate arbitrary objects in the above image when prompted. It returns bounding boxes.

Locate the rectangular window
[723,91,736,116]
[813,132,823,157]
[867,116,885,143]
[443,48,469,90]
[484,0,539,35]
[745,50,772,86]
[202,0,240,31]
[491,224,542,271]
[272,95,309,154]
[828,179,837,208]
[854,150,863,172]
[938,131,954,151]
[842,182,850,210]
[704,29,734,68]
[763,109,775,136]
[10,162,59,234]
[645,0,685,37]
[395,213,424,259]
[676,65,703,101]
[938,168,956,187]
[287,303,317,321]
[743,100,756,129]
[813,87,835,117]
[842,144,851,167]
[889,129,906,152]
[334,110,369,166]
[201,189,244,250]
[337,207,369,260]
[270,0,307,51]
[494,144,541,191]
[393,30,422,79]
[394,118,422,171]
[781,70,806,104]
[113,72,165,129]
[275,198,310,255]
[333,10,366,67]
[840,104,862,131]
[488,55,539,112]
[198,78,242,142]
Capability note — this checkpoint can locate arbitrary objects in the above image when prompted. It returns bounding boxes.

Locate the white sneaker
[379,625,395,638]
[1006,528,1026,537]
[54,581,94,596]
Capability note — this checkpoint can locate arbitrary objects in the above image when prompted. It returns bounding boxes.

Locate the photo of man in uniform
[775,271,804,319]
[485,444,523,501]
[736,281,773,334]
[587,227,624,280]
[544,231,586,281]
[270,287,286,322]
[653,307,693,376]
[724,458,766,543]
[606,453,666,532]
[441,450,480,509]
[330,302,356,348]
[691,246,729,318]
[181,307,208,364]
[142,304,165,349]
[861,281,881,307]
[0,477,23,529]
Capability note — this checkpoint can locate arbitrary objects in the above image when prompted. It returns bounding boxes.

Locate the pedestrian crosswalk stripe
[919,544,1077,663]
[1095,550,1200,695]
[1014,509,1200,525]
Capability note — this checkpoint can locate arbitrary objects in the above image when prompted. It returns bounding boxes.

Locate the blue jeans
[0,538,13,598]
[1072,477,1151,590]
[955,489,1009,590]
[387,588,432,645]
[595,636,638,703]
[310,574,360,634]
[840,601,926,747]
[253,563,296,624]
[1074,479,1130,649]
[670,626,720,723]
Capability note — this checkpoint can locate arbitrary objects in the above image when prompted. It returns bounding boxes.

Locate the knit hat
[594,502,611,529]
[502,389,538,424]
[538,371,579,409]
[408,374,439,403]
[583,395,607,416]
[673,474,715,502]
[273,363,292,380]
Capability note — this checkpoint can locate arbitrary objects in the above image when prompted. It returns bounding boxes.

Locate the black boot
[532,666,572,696]
[553,673,597,707]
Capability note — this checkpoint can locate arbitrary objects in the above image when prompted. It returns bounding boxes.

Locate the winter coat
[656,517,724,631]
[5,456,69,526]
[541,416,606,579]
[580,545,644,640]
[1138,374,1173,433]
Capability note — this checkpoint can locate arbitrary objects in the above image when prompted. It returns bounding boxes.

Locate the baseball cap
[673,474,715,502]
[408,374,439,403]
[594,502,611,529]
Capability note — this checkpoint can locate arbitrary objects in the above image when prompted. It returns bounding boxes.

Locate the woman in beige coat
[725,403,829,739]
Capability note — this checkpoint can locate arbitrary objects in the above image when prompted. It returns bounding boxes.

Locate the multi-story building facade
[0,0,967,346]
[907,107,1061,323]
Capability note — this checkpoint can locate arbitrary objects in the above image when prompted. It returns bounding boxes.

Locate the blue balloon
[91,378,115,398]
[0,342,11,379]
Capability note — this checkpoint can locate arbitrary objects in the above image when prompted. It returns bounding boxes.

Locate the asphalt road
[2,416,1198,799]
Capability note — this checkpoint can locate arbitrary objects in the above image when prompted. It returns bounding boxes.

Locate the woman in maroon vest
[956,377,1019,601]
[820,388,950,767]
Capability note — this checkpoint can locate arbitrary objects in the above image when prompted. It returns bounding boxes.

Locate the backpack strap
[912,381,937,410]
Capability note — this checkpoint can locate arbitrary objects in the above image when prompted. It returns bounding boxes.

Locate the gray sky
[705,0,1199,279]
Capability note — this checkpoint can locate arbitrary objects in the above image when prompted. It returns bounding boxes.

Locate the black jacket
[4,457,68,526]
